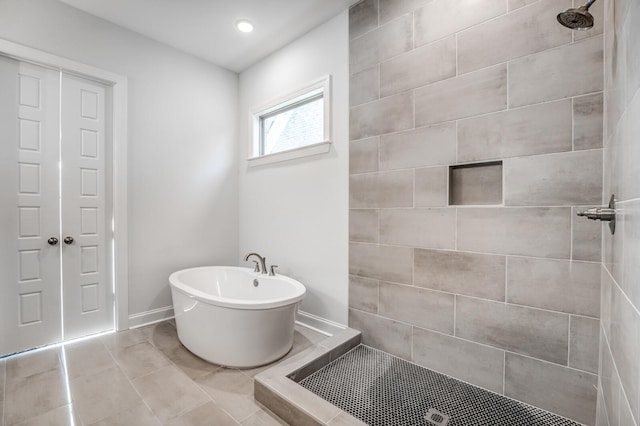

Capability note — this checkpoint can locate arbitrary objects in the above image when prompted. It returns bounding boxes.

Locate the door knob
[63,236,74,245]
[47,237,59,246]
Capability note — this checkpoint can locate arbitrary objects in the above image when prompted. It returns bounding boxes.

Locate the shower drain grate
[298,345,582,426]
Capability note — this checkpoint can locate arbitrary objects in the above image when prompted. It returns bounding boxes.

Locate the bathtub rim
[169,266,306,310]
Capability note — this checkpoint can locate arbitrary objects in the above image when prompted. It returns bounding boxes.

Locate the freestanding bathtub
[169,266,306,368]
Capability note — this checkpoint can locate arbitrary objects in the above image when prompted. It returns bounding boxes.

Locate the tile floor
[0,320,328,426]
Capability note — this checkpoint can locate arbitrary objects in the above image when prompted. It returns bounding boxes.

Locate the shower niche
[449,161,503,206]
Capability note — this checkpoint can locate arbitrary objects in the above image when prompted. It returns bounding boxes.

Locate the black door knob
[47,237,59,246]
[63,236,74,245]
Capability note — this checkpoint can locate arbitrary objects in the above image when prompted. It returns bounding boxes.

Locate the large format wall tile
[380,36,456,97]
[414,0,506,47]
[379,0,430,24]
[456,296,569,364]
[569,316,600,374]
[414,166,448,207]
[350,66,379,107]
[379,282,454,334]
[349,242,413,284]
[415,64,507,126]
[573,93,604,150]
[504,150,603,206]
[349,275,379,314]
[458,0,572,74]
[457,207,571,258]
[414,249,506,301]
[379,123,456,170]
[413,327,505,394]
[350,91,413,140]
[506,257,601,317]
[349,209,378,243]
[457,100,572,162]
[509,35,604,107]
[350,170,413,208]
[349,308,412,359]
[380,208,456,249]
[609,283,640,422]
[572,206,603,262]
[504,353,597,425]
[349,137,378,175]
[508,0,542,12]
[349,0,378,40]
[350,14,413,74]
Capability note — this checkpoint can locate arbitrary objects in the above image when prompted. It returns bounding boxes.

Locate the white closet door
[60,73,112,340]
[0,56,62,356]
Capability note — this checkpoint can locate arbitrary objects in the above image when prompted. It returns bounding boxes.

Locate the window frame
[248,75,331,167]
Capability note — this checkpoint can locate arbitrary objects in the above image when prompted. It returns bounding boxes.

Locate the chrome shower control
[47,237,59,246]
[577,194,616,234]
[577,207,615,221]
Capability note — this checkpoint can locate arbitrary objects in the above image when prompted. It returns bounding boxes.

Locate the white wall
[238,12,349,325]
[0,0,239,319]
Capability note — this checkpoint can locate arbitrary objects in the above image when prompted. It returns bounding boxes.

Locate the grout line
[502,351,506,395]
[504,257,509,302]
[351,146,603,176]
[453,295,457,336]
[567,316,572,368]
[351,240,600,266]
[353,306,599,377]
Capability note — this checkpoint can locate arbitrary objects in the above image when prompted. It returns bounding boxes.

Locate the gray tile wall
[348,0,604,424]
[597,1,640,425]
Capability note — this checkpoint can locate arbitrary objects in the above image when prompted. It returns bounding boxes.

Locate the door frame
[0,39,129,331]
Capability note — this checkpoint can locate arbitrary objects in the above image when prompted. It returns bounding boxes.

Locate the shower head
[557,0,596,30]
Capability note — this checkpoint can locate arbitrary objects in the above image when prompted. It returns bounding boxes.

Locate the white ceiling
[59,0,359,72]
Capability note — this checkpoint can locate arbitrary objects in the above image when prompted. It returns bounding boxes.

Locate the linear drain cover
[425,409,450,426]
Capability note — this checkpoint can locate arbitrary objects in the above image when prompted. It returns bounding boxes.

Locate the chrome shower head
[557,0,596,30]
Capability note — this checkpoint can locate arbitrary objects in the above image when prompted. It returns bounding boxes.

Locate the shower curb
[254,327,364,426]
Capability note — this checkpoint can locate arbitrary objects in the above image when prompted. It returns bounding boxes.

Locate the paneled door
[0,56,62,356]
[60,73,112,340]
[0,56,113,356]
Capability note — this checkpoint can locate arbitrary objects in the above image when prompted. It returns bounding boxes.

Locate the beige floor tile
[88,403,160,426]
[62,339,118,379]
[141,322,181,352]
[14,404,81,426]
[6,348,60,383]
[163,344,220,380]
[241,408,288,426]
[196,368,260,422]
[165,401,238,426]
[132,365,209,423]
[70,366,141,425]
[111,342,171,379]
[100,329,147,350]
[4,367,70,425]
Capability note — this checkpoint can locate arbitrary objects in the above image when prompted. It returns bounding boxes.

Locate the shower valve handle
[576,207,615,221]
[576,194,616,234]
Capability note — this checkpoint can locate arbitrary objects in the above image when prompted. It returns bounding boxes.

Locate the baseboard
[128,306,175,329]
[127,305,343,336]
[295,310,346,337]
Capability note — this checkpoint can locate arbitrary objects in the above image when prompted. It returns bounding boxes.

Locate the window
[249,75,331,166]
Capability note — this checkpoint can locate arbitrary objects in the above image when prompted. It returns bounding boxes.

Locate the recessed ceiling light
[236,20,254,33]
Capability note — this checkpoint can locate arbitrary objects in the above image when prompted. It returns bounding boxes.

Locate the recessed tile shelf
[449,161,503,206]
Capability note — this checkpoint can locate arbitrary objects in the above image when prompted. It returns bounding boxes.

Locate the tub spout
[243,252,267,274]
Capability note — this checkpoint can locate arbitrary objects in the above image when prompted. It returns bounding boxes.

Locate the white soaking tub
[169,266,306,368]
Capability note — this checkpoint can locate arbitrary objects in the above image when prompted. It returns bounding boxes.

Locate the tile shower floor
[299,345,582,426]
[0,320,327,426]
